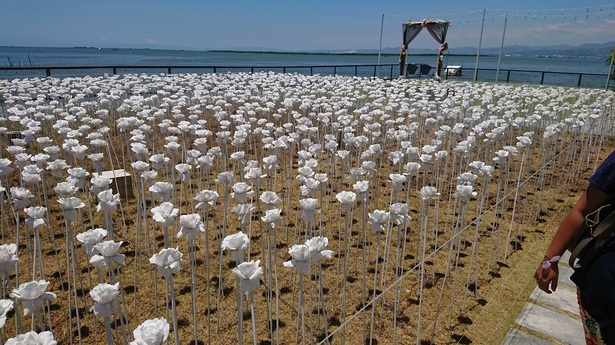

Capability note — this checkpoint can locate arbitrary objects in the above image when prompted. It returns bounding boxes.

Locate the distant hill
[354,41,615,59]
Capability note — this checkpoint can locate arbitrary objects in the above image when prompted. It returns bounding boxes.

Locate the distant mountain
[356,41,615,58]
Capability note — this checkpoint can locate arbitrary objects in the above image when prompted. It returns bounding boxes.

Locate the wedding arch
[399,19,451,78]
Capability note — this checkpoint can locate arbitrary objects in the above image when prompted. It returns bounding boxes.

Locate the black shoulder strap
[569,199,615,269]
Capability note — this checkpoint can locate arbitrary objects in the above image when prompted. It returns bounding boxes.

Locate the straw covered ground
[0,72,614,344]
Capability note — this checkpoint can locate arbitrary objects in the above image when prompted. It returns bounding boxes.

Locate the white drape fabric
[400,19,451,78]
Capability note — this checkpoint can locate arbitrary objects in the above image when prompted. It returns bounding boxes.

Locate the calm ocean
[0,46,611,88]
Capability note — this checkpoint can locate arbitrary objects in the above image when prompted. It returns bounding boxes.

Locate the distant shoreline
[0,46,606,59]
[207,49,481,57]
[1,46,605,60]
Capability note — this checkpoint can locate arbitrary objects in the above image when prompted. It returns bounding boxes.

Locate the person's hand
[534,260,559,294]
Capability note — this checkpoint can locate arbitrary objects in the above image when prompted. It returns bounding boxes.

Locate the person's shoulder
[589,149,615,194]
[600,150,615,167]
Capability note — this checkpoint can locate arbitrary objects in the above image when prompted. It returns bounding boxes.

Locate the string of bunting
[384,3,615,25]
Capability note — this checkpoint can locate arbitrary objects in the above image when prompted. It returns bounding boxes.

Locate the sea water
[1,46,609,72]
[0,46,611,88]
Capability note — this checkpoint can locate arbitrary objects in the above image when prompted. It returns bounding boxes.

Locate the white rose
[6,331,57,345]
[149,247,182,278]
[130,318,169,345]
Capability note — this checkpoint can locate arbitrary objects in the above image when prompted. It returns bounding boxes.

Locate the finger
[538,281,552,294]
[536,281,548,293]
[550,279,558,293]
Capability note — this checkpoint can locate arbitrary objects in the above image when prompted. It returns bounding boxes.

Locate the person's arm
[535,183,610,293]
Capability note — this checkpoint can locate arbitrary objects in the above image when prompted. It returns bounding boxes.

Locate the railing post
[540,72,545,85]
[46,68,51,77]
[113,67,117,75]
[167,67,172,74]
[333,67,337,76]
[577,74,583,88]
[310,67,313,76]
[390,65,393,79]
[506,70,511,84]
[283,67,286,74]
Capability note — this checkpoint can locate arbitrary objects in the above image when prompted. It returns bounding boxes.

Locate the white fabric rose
[0,299,14,328]
[90,282,120,317]
[149,154,170,171]
[457,172,478,186]
[97,190,120,213]
[140,170,158,184]
[352,181,369,202]
[10,280,57,316]
[232,203,254,224]
[58,196,85,222]
[305,236,334,263]
[149,247,183,278]
[131,161,150,173]
[298,198,319,221]
[151,202,178,228]
[262,155,278,171]
[194,190,218,210]
[90,175,112,195]
[283,244,311,274]
[149,182,173,202]
[232,260,263,294]
[46,159,68,178]
[0,158,14,176]
[260,191,282,211]
[10,186,33,209]
[455,185,477,201]
[67,167,90,189]
[6,331,57,345]
[389,203,412,225]
[130,318,170,345]
[389,174,406,190]
[54,180,78,197]
[403,162,421,178]
[215,171,234,184]
[335,191,356,211]
[368,210,390,231]
[76,228,108,257]
[230,182,254,203]
[175,163,192,181]
[177,214,205,242]
[261,208,282,229]
[221,231,250,262]
[21,165,42,185]
[244,167,265,187]
[419,186,440,201]
[24,206,47,229]
[0,243,19,276]
[90,240,125,268]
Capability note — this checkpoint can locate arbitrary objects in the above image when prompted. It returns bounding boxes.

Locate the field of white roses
[0,72,613,344]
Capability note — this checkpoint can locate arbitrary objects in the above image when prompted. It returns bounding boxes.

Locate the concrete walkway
[502,251,587,345]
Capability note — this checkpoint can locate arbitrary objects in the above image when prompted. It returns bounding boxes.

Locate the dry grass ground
[1,108,613,345]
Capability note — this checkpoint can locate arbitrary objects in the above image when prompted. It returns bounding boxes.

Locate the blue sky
[1,1,614,51]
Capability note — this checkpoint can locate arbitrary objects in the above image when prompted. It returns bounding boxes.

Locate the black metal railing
[0,64,610,89]
[467,68,609,89]
[0,64,395,80]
